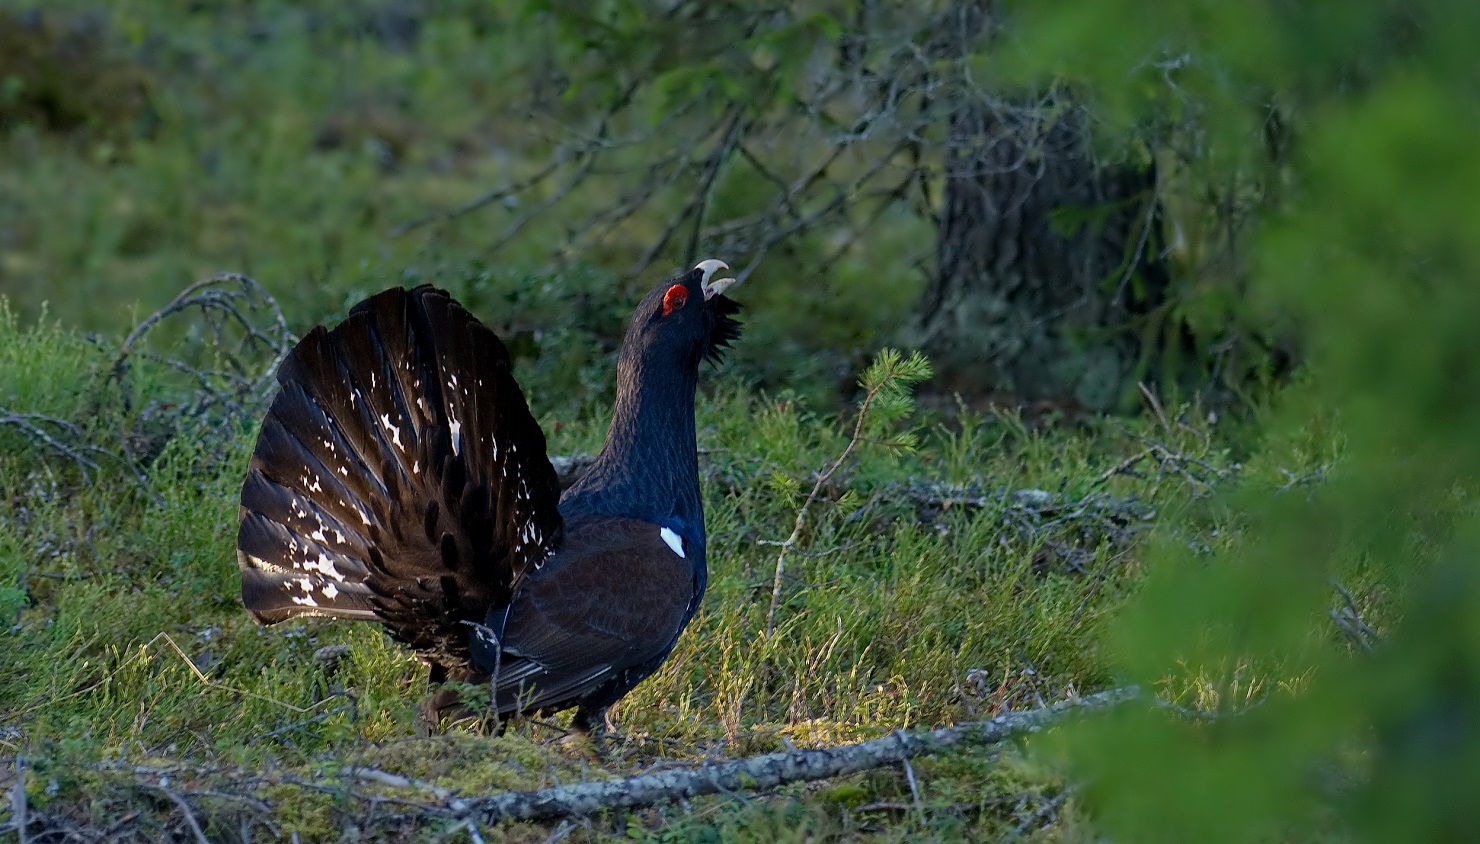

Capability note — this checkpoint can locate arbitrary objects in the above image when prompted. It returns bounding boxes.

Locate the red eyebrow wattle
[662,284,688,316]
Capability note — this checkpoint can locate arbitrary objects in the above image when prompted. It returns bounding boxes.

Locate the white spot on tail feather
[302,553,345,582]
[290,576,319,607]
[660,527,685,558]
[380,413,403,449]
[449,417,462,456]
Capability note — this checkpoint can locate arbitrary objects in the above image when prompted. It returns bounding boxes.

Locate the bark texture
[459,687,1138,824]
[906,99,1171,412]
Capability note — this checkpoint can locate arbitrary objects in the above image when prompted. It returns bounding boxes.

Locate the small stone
[313,644,351,669]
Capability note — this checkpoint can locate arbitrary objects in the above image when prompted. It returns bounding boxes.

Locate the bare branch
[0,408,155,498]
[458,687,1140,825]
[1330,580,1380,653]
[683,107,748,267]
[150,786,211,844]
[110,273,292,384]
[10,755,27,844]
[388,153,569,238]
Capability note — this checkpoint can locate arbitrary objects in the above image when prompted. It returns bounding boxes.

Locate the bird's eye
[662,284,688,316]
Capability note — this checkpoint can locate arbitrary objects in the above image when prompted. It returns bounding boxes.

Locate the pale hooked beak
[695,258,739,301]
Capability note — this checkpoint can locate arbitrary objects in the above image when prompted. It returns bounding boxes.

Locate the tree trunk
[905,98,1172,413]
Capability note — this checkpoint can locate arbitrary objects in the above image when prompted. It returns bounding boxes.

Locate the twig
[457,687,1140,825]
[344,764,455,799]
[1329,580,1380,653]
[0,407,157,503]
[1093,447,1153,487]
[11,754,26,844]
[0,410,100,478]
[1136,382,1174,439]
[388,154,568,238]
[151,786,211,844]
[766,378,886,635]
[897,732,924,817]
[1277,465,1330,493]
[1013,788,1071,836]
[110,273,291,383]
[106,273,295,463]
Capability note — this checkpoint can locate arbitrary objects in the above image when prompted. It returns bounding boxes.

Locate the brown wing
[466,515,697,715]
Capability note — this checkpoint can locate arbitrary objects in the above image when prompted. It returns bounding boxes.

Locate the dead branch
[388,153,568,238]
[0,407,155,499]
[1330,579,1380,653]
[9,688,1149,837]
[102,273,297,470]
[345,767,459,803]
[376,4,1037,290]
[110,273,292,384]
[766,370,890,636]
[150,786,211,844]
[114,275,290,410]
[9,754,27,844]
[457,687,1140,825]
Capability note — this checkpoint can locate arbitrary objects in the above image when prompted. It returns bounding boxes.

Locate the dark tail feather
[237,285,563,644]
[236,379,390,623]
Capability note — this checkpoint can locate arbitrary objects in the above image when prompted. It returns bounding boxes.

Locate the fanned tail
[237,286,563,669]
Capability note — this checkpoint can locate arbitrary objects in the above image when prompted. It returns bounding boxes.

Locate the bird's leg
[571,705,601,734]
[420,665,491,735]
[568,705,614,752]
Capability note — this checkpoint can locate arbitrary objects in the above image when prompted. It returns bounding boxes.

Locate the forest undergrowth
[0,275,1346,842]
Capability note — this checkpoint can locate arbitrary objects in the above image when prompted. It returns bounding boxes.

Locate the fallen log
[458,686,1140,825]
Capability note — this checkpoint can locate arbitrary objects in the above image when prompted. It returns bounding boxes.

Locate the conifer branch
[765,349,931,635]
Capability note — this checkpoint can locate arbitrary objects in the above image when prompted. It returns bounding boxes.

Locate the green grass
[0,295,1332,842]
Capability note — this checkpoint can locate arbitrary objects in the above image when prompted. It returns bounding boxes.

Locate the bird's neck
[562,355,703,533]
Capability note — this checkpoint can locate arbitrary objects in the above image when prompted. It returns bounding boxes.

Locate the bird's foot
[420,682,497,736]
[560,706,615,755]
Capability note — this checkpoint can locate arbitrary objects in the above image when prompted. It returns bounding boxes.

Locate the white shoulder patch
[659,526,685,558]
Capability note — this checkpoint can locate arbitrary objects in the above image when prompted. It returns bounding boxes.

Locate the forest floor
[0,284,1337,842]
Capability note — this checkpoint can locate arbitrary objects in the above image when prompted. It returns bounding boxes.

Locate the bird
[235,259,742,732]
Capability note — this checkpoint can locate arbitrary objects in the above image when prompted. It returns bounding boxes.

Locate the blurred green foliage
[0,1,926,407]
[0,9,154,140]
[1010,0,1480,839]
